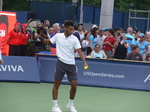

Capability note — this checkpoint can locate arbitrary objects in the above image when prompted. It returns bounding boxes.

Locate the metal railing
[128,9,150,31]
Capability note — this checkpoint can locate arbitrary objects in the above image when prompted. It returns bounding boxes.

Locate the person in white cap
[0,50,3,64]
[146,31,150,40]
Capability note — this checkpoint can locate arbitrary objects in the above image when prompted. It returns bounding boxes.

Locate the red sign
[0,11,16,55]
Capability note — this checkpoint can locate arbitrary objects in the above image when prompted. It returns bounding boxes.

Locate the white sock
[53,100,58,107]
[68,99,74,106]
[0,51,2,60]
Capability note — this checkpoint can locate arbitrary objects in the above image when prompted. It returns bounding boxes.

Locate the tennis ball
[84,66,88,70]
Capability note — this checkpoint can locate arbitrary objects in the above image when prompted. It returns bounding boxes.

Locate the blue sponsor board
[0,56,40,82]
[37,55,150,91]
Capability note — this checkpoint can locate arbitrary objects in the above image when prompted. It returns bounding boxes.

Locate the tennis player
[38,20,88,112]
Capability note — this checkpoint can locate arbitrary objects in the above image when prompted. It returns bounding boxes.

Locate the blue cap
[139,33,145,37]
[120,33,125,35]
[103,28,108,31]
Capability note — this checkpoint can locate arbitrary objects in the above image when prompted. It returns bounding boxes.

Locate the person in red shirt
[103,28,116,58]
[20,23,30,56]
[7,22,21,56]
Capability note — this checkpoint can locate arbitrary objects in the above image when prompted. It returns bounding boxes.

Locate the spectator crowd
[4,19,150,62]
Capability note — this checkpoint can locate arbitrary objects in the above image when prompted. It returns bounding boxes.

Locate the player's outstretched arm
[37,36,52,45]
[42,38,52,45]
[77,48,88,67]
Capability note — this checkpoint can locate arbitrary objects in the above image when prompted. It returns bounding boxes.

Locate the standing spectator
[73,25,81,57]
[125,27,135,53]
[7,22,21,56]
[73,25,80,41]
[87,27,99,56]
[114,34,128,59]
[96,29,105,49]
[34,22,48,54]
[136,33,148,60]
[48,28,54,38]
[83,29,88,34]
[43,20,50,39]
[78,24,85,41]
[120,28,125,33]
[103,28,109,38]
[19,23,30,56]
[60,24,65,33]
[125,45,143,61]
[103,28,116,58]
[43,20,50,28]
[146,31,150,41]
[82,33,90,57]
[114,27,121,41]
[50,23,61,55]
[90,44,107,59]
[135,29,141,41]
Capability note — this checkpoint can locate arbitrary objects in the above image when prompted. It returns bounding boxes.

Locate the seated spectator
[125,45,143,61]
[146,53,150,62]
[90,44,107,59]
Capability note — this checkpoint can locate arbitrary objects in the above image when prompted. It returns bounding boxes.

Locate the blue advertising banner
[37,55,150,91]
[0,56,40,82]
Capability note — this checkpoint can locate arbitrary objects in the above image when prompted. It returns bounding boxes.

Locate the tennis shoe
[66,104,77,112]
[52,105,62,112]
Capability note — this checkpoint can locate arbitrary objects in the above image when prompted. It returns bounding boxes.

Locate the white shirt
[82,40,89,48]
[96,35,106,48]
[50,33,81,64]
[79,32,84,40]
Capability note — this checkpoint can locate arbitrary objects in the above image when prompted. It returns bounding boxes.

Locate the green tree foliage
[114,0,150,12]
[3,0,28,11]
[2,0,150,12]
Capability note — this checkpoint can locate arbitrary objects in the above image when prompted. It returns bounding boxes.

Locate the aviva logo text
[144,74,150,82]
